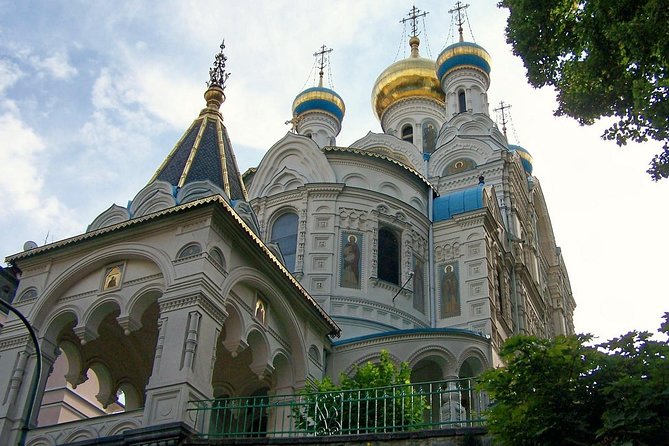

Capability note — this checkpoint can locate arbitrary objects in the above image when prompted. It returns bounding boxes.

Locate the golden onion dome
[371,36,445,120]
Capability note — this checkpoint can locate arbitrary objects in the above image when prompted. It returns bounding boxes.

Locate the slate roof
[151,110,247,201]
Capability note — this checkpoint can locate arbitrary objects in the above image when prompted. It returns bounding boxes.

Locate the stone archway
[36,297,159,426]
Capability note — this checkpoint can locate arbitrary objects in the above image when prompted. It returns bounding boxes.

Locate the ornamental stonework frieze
[350,132,423,171]
[330,295,426,329]
[177,217,210,235]
[410,229,428,256]
[452,213,486,228]
[435,240,461,262]
[338,207,369,231]
[305,183,343,200]
[442,69,490,90]
[158,293,227,325]
[0,335,30,352]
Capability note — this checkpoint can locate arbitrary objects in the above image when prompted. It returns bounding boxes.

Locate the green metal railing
[188,378,488,439]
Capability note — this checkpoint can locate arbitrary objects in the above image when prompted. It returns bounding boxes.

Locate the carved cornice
[0,335,30,352]
[159,293,227,325]
[331,295,426,328]
[452,212,486,228]
[334,329,489,352]
[442,69,490,91]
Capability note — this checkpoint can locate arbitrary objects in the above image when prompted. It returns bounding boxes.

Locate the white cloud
[40,51,78,79]
[0,101,80,255]
[0,59,23,94]
[73,68,172,199]
[1,43,78,82]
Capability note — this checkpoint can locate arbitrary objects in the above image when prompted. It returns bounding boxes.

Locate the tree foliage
[479,314,669,445]
[498,0,669,180]
[292,351,428,435]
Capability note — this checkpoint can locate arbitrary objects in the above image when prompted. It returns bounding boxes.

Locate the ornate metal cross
[448,1,470,41]
[400,5,429,37]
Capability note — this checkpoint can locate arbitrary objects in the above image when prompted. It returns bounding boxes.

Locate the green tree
[480,314,669,445]
[498,0,669,180]
[292,351,428,435]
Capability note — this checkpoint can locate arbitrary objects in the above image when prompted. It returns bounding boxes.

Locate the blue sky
[1,0,667,340]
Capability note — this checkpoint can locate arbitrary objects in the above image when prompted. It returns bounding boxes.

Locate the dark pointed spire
[150,39,248,201]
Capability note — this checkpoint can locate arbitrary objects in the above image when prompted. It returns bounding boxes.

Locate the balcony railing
[188,378,488,439]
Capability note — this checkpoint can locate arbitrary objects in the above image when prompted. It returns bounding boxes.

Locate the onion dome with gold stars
[371,35,444,120]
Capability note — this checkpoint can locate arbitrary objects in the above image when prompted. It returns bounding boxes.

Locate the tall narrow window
[496,268,504,314]
[458,91,466,113]
[270,212,299,272]
[401,124,413,143]
[378,227,400,285]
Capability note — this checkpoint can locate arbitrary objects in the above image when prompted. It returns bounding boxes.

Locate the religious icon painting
[102,264,124,291]
[254,297,268,325]
[340,232,362,289]
[440,262,460,318]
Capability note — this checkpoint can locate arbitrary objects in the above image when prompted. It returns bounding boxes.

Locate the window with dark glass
[458,91,466,113]
[496,268,504,314]
[401,124,413,143]
[270,212,299,272]
[378,227,400,285]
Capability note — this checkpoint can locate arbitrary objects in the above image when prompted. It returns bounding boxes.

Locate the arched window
[17,287,38,302]
[270,212,299,272]
[177,242,202,259]
[378,227,400,285]
[209,247,226,270]
[458,90,466,113]
[401,124,413,143]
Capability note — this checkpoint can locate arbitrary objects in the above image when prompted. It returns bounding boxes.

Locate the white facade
[0,19,574,446]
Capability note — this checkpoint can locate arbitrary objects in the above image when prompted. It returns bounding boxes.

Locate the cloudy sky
[1,1,666,341]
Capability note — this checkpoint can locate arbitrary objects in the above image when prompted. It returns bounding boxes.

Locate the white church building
[0,6,574,445]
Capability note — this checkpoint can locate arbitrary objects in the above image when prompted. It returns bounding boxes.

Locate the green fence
[188,378,488,439]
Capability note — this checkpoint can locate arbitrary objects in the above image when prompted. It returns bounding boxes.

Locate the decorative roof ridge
[322,146,436,191]
[332,326,490,347]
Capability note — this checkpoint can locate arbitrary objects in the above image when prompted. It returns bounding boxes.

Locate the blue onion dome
[436,41,492,83]
[292,86,345,123]
[509,144,534,175]
[372,36,445,120]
